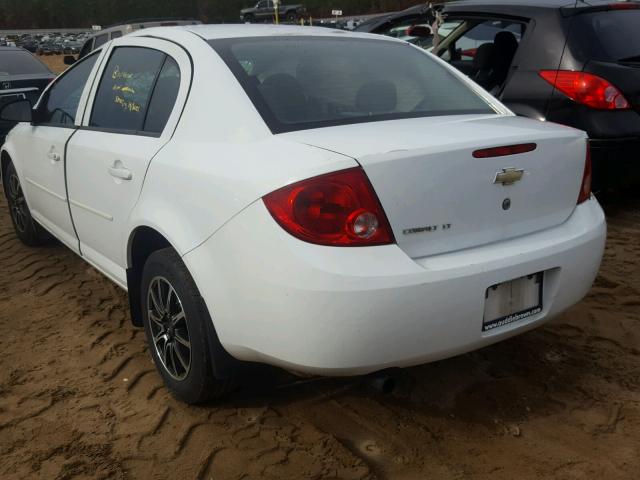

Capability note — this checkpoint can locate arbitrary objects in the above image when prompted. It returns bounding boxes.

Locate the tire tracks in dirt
[1,192,639,479]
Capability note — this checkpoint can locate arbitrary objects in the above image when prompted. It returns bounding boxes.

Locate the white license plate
[483,273,543,332]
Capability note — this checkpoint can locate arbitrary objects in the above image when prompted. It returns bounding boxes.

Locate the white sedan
[0,25,606,403]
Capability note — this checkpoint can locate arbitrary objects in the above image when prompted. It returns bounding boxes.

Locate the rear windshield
[571,11,640,62]
[0,50,51,75]
[210,36,494,133]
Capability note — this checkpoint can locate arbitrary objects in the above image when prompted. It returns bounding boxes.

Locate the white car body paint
[1,25,606,375]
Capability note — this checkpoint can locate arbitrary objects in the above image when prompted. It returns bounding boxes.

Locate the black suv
[359,0,640,189]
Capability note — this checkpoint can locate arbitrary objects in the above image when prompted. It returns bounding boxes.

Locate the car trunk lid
[281,114,587,259]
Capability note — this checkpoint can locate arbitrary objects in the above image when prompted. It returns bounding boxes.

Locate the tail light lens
[608,2,640,9]
[578,141,592,204]
[539,70,630,110]
[263,167,395,246]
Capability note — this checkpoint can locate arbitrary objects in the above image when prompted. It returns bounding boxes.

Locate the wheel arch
[126,225,241,379]
[126,225,174,327]
[1,149,12,185]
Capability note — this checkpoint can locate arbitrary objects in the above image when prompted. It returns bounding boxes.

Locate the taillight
[608,2,640,9]
[540,70,630,110]
[263,167,395,247]
[578,141,592,204]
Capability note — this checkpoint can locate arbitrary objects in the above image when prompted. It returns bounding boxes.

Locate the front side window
[211,37,494,133]
[37,52,99,126]
[90,47,166,132]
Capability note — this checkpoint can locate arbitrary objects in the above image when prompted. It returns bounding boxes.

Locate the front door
[66,38,190,285]
[19,51,101,251]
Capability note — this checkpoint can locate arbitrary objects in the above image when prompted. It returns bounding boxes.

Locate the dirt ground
[2,54,640,479]
[39,54,68,74]
[1,185,639,480]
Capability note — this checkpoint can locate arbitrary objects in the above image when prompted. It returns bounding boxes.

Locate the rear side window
[79,39,93,58]
[442,20,524,61]
[143,57,181,134]
[571,11,640,62]
[211,37,494,133]
[0,50,51,75]
[93,34,109,49]
[90,47,166,132]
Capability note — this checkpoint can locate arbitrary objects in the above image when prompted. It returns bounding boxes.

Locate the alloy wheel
[147,276,192,381]
[7,173,28,233]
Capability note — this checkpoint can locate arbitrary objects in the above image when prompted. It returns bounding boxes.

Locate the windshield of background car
[210,36,494,133]
[0,50,50,75]
[570,11,640,62]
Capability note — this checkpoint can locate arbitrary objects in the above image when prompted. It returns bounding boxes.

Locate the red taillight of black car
[539,70,630,110]
[263,167,395,247]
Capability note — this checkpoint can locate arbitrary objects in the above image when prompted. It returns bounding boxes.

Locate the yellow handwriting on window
[112,65,134,80]
[112,84,136,94]
[114,95,141,113]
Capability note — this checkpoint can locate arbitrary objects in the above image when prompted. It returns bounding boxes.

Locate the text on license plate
[483,272,543,332]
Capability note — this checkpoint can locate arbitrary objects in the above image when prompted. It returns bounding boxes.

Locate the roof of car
[178,24,391,41]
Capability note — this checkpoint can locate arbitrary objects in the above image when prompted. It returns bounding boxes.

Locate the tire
[2,161,51,246]
[141,247,233,404]
[286,12,298,22]
[243,14,254,23]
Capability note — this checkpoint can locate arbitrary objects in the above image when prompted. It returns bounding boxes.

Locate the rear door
[16,51,102,251]
[435,18,525,89]
[66,37,190,284]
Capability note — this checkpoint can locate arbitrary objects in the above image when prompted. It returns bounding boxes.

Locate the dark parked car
[0,47,55,144]
[362,0,640,189]
[240,1,306,22]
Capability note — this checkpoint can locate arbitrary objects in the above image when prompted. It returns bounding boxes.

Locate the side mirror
[0,99,33,123]
[64,55,76,65]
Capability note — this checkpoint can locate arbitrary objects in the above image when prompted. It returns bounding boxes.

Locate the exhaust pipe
[370,374,396,395]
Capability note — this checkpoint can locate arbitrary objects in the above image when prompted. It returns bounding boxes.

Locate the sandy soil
[7,54,636,480]
[39,54,69,74]
[1,188,638,480]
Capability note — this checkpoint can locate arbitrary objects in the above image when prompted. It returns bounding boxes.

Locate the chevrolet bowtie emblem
[494,168,524,186]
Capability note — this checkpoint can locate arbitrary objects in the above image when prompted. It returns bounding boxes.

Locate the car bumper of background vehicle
[183,198,606,376]
[590,137,640,191]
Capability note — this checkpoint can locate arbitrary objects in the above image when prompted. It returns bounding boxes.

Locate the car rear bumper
[183,198,606,376]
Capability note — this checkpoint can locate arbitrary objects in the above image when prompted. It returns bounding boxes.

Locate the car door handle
[108,166,132,181]
[48,152,61,162]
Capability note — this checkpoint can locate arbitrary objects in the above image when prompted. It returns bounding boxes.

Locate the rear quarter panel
[125,29,356,258]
